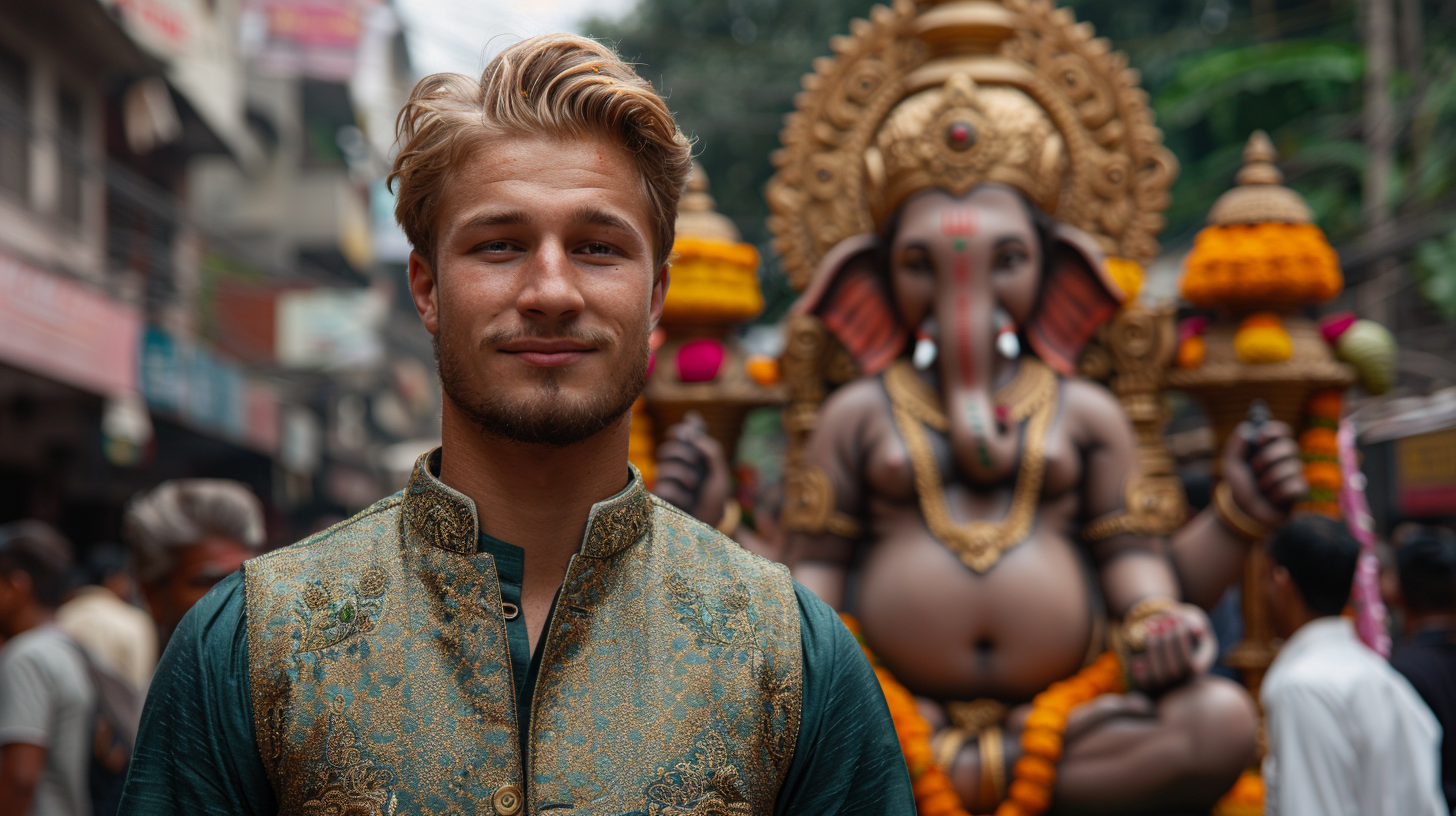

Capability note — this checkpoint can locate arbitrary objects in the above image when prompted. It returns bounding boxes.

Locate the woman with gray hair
[123,480,265,644]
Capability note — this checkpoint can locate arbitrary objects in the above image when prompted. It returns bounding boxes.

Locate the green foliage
[588,0,1456,322]
[1415,230,1456,322]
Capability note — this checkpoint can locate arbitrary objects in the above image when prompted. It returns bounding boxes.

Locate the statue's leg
[1051,675,1257,815]
[949,676,1256,815]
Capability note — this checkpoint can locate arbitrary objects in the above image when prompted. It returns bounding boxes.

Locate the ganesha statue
[768,1,1308,813]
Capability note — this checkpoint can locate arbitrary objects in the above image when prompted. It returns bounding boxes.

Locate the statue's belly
[855,509,1093,703]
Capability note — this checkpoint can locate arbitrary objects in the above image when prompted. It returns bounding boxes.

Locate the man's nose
[517,242,585,321]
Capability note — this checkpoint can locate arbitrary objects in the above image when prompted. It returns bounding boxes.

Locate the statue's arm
[783,380,878,611]
[1171,421,1306,609]
[1067,379,1181,614]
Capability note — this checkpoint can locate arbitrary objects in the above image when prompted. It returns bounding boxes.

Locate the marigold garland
[1294,389,1344,518]
[841,614,1124,816]
[662,236,764,323]
[1182,222,1342,308]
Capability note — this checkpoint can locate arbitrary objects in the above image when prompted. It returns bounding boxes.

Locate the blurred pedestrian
[0,520,90,816]
[1390,525,1456,811]
[57,543,157,696]
[122,480,264,645]
[1261,515,1445,816]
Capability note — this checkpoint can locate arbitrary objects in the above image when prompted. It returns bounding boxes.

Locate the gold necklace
[883,358,1058,574]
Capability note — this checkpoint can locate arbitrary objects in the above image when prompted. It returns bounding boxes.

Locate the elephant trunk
[937,260,1020,485]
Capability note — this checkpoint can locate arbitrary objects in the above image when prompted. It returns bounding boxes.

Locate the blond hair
[389,34,692,269]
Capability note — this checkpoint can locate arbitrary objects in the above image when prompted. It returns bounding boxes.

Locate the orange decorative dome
[1180,132,1343,310]
[661,164,764,325]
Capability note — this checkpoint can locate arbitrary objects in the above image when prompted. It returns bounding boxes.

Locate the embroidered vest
[245,451,803,816]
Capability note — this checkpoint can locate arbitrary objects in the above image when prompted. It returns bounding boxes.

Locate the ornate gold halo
[767,0,1178,291]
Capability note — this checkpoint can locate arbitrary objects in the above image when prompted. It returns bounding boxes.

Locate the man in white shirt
[1262,515,1446,816]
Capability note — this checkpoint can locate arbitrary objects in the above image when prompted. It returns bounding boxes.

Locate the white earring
[997,327,1021,360]
[913,333,938,370]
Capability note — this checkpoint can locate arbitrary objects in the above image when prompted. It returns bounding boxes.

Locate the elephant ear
[1027,224,1128,376]
[791,234,908,376]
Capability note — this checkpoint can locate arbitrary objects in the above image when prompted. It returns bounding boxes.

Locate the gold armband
[1213,481,1270,542]
[1081,475,1186,541]
[782,465,863,538]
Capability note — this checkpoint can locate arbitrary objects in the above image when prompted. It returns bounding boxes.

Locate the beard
[435,321,649,448]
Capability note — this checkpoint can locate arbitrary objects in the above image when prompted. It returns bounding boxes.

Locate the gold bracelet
[1119,596,1179,652]
[978,724,1007,806]
[1213,481,1270,542]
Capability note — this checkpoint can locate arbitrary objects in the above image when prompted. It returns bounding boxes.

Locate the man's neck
[4,605,53,639]
[438,401,633,571]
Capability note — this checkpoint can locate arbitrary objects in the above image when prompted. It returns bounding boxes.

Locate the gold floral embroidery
[300,695,397,816]
[644,731,753,816]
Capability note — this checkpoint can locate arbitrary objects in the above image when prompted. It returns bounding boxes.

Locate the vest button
[492,784,523,815]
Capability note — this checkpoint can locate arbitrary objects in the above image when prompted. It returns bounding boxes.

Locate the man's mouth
[499,339,596,368]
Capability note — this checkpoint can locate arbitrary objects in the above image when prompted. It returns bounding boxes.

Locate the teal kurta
[119,457,912,816]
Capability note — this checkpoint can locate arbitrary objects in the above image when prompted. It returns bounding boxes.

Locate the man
[121,479,265,645]
[1391,525,1456,810]
[1261,515,1445,816]
[0,521,91,816]
[57,543,157,696]
[120,34,912,815]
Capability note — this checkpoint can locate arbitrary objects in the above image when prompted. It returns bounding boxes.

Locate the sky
[395,0,640,77]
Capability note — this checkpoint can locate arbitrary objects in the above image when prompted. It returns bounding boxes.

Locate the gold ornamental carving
[767,0,1178,292]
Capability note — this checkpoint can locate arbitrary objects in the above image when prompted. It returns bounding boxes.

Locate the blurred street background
[1,0,1454,551]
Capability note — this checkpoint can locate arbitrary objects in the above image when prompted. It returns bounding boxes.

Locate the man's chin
[447,390,633,448]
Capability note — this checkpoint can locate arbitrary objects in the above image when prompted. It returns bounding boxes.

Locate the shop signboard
[138,325,248,441]
[0,253,141,395]
[242,0,380,82]
[1397,427,1456,518]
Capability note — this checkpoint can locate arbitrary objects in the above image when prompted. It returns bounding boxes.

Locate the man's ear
[407,250,441,335]
[650,264,670,329]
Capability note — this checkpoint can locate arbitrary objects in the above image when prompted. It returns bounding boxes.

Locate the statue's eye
[898,248,933,274]
[994,246,1030,272]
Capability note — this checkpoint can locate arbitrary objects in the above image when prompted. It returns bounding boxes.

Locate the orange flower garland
[1294,388,1344,517]
[841,614,1125,816]
[1182,222,1342,308]
[1213,769,1266,816]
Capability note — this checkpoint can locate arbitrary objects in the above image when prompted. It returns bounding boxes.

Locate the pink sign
[0,254,141,395]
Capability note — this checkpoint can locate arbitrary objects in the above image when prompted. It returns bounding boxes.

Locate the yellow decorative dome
[662,163,764,325]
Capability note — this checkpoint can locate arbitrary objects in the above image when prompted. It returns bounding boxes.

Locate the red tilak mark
[940,208,978,237]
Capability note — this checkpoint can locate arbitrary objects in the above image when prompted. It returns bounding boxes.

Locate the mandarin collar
[401,448,651,559]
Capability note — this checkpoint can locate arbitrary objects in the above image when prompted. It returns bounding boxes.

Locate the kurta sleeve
[773,583,914,815]
[119,571,276,816]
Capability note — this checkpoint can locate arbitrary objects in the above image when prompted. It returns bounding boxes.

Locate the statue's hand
[652,413,731,528]
[1124,603,1217,692]
[1220,420,1306,529]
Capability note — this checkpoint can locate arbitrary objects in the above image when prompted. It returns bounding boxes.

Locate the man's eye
[581,242,616,256]
[480,241,515,253]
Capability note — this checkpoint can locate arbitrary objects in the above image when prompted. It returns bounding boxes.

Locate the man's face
[143,533,252,636]
[409,134,666,447]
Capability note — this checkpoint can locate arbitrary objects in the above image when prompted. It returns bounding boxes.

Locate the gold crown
[768,0,1178,290]
[867,73,1066,225]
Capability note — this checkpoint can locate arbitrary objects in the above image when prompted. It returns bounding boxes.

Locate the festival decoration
[627,163,786,480]
[842,615,1125,816]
